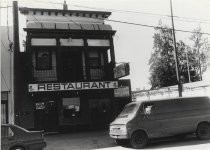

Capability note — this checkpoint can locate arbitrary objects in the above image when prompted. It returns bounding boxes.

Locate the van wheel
[115,139,129,146]
[196,122,210,140]
[130,130,148,149]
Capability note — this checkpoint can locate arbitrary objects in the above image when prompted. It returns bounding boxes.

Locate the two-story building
[18,6,131,132]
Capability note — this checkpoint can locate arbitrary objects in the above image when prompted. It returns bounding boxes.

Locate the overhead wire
[69,4,210,23]
[1,40,11,53]
[1,71,10,92]
[31,14,46,29]
[6,0,12,43]
[26,0,210,24]
[5,0,209,35]
[0,6,12,8]
[27,11,210,35]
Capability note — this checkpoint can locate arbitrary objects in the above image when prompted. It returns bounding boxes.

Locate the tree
[189,27,210,80]
[149,25,209,89]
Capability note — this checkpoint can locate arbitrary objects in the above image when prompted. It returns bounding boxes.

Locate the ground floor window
[62,97,80,118]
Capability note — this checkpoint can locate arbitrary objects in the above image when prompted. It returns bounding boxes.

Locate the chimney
[63,0,68,10]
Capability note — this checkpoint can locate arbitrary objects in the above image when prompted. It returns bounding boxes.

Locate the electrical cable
[6,0,12,43]
[0,6,12,8]
[64,15,85,30]
[31,14,45,29]
[1,71,10,92]
[24,0,210,23]
[1,40,11,53]
[28,13,210,35]
[16,1,210,35]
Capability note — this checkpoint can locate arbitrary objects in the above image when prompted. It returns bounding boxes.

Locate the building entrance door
[34,98,58,132]
[89,98,111,129]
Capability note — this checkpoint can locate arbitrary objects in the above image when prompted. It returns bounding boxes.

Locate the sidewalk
[44,130,118,150]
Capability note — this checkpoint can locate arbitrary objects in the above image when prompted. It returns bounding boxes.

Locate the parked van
[109,96,210,149]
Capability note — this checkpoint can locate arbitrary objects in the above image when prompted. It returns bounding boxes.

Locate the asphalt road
[44,130,210,150]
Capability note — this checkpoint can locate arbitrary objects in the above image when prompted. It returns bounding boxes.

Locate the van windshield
[118,103,139,118]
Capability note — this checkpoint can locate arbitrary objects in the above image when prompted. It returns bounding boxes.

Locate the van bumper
[110,134,128,139]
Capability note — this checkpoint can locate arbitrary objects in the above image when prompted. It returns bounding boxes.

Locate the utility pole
[13,1,21,125]
[197,38,202,81]
[185,47,191,83]
[170,0,182,97]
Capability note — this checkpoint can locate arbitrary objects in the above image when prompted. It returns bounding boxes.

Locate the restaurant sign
[28,81,118,92]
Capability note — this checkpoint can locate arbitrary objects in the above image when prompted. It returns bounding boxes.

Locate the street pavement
[44,130,210,150]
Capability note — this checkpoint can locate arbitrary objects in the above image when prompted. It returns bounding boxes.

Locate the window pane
[62,98,80,118]
[36,50,51,69]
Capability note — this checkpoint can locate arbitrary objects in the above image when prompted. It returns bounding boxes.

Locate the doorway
[34,98,58,132]
[61,49,83,81]
[89,98,111,129]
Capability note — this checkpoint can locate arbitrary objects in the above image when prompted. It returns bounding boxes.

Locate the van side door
[156,100,194,136]
[140,102,162,138]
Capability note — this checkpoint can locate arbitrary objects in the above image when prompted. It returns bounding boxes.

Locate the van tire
[130,130,148,149]
[196,122,210,140]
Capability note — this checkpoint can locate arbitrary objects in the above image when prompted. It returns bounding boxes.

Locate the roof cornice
[19,7,111,18]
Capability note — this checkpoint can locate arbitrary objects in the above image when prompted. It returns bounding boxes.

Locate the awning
[26,22,112,31]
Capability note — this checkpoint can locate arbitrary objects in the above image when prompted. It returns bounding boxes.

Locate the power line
[64,15,85,30]
[29,13,210,35]
[6,0,12,43]
[1,71,10,91]
[14,0,210,35]
[101,18,210,35]
[32,0,62,5]
[17,0,210,24]
[0,6,12,8]
[31,14,46,29]
[1,40,11,53]
[70,4,210,23]
[45,0,84,29]
[70,4,210,24]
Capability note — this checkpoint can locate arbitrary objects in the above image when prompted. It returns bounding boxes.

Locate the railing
[32,65,113,82]
[32,66,57,82]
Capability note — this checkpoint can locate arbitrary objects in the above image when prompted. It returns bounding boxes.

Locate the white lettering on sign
[28,81,118,92]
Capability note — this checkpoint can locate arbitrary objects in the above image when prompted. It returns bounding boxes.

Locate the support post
[170,0,182,97]
[13,1,21,124]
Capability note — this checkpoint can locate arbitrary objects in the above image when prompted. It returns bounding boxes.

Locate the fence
[133,81,210,101]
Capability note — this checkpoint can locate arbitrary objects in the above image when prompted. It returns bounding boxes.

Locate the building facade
[1,26,14,125]
[18,7,131,132]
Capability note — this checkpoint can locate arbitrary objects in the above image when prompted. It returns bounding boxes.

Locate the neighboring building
[18,6,131,132]
[1,26,14,124]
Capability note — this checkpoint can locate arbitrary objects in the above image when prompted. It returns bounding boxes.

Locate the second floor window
[36,49,52,70]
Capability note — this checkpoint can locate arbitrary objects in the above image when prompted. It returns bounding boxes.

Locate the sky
[1,0,210,90]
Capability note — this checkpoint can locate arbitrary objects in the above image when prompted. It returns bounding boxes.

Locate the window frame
[62,97,81,119]
[35,48,52,70]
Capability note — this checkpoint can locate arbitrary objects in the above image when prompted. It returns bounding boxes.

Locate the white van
[109,96,210,149]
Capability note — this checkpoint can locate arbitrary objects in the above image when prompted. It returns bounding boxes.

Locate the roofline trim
[19,7,111,18]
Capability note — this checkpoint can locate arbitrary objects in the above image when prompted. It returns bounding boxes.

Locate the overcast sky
[1,0,210,90]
